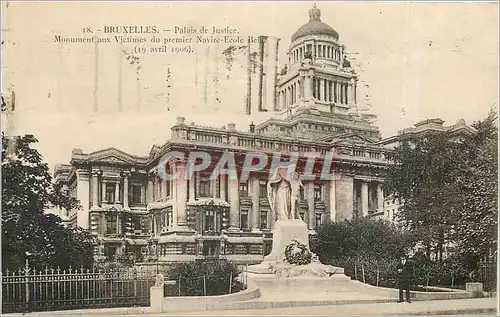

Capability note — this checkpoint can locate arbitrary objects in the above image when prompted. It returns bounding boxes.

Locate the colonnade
[289,43,342,64]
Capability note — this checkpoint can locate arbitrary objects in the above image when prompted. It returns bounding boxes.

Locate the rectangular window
[259,181,267,198]
[166,180,171,198]
[316,213,322,227]
[239,182,248,197]
[314,184,323,201]
[199,180,210,197]
[131,184,142,204]
[204,210,215,231]
[240,210,249,229]
[106,214,117,234]
[260,211,268,229]
[132,215,142,231]
[105,184,115,203]
[104,246,116,261]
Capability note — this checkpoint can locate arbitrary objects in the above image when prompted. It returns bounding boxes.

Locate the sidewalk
[175,298,498,315]
[7,297,497,315]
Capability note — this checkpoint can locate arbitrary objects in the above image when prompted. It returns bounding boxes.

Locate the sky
[1,1,498,169]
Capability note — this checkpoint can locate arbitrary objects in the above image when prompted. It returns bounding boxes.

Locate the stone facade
[52,5,475,265]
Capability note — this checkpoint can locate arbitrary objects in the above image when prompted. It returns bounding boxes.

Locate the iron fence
[164,270,248,297]
[478,260,497,292]
[1,266,156,313]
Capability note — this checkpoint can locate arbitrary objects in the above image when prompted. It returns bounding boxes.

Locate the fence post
[178,277,181,296]
[228,273,233,294]
[133,268,138,298]
[245,264,248,288]
[203,275,206,296]
[24,260,30,313]
[354,264,358,281]
[426,273,430,291]
[376,270,379,287]
[362,264,366,283]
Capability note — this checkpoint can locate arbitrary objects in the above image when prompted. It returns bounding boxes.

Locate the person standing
[396,255,413,303]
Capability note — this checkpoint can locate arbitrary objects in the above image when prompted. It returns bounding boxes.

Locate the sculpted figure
[267,166,304,221]
[267,167,292,221]
[290,172,304,220]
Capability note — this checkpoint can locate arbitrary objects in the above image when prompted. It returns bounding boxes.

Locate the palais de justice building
[53,6,473,264]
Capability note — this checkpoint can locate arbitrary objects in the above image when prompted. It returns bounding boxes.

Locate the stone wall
[149,277,261,313]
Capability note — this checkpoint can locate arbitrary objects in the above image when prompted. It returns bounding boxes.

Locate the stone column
[123,172,130,210]
[76,169,90,229]
[337,82,342,104]
[335,174,354,220]
[211,177,217,198]
[220,174,226,202]
[329,179,336,222]
[354,83,357,104]
[102,180,107,204]
[361,182,369,217]
[172,174,177,223]
[377,183,384,212]
[141,182,146,203]
[304,75,312,100]
[251,176,260,230]
[117,213,122,235]
[115,182,121,203]
[189,172,196,201]
[147,178,154,202]
[319,79,325,101]
[176,165,188,227]
[156,177,161,200]
[349,83,354,106]
[228,178,240,231]
[91,169,100,209]
[306,182,315,230]
[161,180,167,200]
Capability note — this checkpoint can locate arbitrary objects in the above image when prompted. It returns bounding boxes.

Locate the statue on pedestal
[267,167,304,221]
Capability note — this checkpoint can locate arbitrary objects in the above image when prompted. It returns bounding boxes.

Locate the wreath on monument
[284,239,312,265]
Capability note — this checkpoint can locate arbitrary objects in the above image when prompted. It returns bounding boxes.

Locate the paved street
[174,298,498,316]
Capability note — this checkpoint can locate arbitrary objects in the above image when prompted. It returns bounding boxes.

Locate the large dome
[291,5,339,42]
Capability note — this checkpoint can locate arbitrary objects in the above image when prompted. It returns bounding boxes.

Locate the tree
[312,218,416,288]
[2,134,95,270]
[453,110,498,261]
[387,111,498,266]
[313,218,416,264]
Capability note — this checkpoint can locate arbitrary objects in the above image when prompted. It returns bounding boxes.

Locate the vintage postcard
[1,1,498,315]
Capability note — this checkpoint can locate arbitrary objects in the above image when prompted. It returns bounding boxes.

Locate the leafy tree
[312,219,416,288]
[453,110,498,261]
[313,218,416,264]
[387,111,498,266]
[2,134,95,270]
[387,130,465,261]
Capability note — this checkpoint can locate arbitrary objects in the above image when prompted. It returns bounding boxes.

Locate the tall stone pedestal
[248,219,345,278]
[264,220,309,262]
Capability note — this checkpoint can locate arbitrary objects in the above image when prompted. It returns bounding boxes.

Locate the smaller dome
[291,5,339,42]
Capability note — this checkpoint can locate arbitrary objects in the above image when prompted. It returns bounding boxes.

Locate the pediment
[87,148,137,165]
[148,145,162,160]
[340,133,376,144]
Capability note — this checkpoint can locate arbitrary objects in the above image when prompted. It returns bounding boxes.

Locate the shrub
[313,218,416,263]
[166,259,243,296]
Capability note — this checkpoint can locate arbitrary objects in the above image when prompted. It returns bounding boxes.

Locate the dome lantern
[291,4,339,42]
[309,4,321,21]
